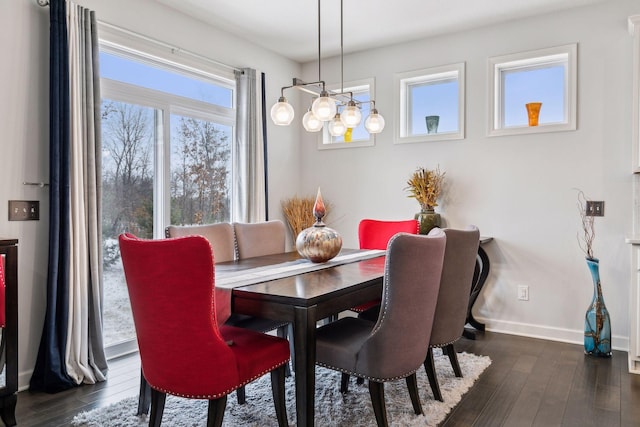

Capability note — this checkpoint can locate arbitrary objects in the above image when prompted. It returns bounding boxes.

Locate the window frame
[317,78,377,150]
[99,43,236,237]
[488,43,577,137]
[98,29,236,356]
[395,62,466,145]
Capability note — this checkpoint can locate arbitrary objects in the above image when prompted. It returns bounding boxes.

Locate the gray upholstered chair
[422,225,480,402]
[233,220,287,259]
[314,231,447,427]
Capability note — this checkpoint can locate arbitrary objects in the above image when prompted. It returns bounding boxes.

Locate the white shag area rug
[72,351,490,426]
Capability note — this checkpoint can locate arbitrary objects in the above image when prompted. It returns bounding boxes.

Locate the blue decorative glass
[584,258,612,357]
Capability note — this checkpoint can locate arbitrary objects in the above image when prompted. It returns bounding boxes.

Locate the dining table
[215,248,386,427]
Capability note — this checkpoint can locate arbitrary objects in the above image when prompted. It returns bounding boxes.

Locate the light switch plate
[586,201,605,217]
[8,200,40,221]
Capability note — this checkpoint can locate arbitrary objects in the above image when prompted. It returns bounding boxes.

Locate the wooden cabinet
[0,239,17,426]
[627,16,640,375]
[631,16,640,172]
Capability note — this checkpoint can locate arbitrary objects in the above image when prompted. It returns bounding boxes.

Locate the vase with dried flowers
[406,166,445,234]
[577,190,611,357]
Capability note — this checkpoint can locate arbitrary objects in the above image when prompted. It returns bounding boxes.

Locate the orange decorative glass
[525,102,542,127]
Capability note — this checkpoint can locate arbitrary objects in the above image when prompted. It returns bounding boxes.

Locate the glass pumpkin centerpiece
[405,166,445,235]
[296,188,342,263]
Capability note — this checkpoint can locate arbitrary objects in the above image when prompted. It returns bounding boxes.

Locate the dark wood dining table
[215,249,386,427]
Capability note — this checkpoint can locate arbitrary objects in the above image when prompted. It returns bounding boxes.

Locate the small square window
[488,44,577,136]
[395,63,465,144]
[318,79,376,150]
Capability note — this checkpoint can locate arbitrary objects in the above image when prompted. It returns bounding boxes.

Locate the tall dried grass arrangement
[577,190,596,260]
[405,166,445,211]
[281,196,331,241]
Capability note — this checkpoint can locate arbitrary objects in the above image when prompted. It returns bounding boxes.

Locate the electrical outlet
[517,285,529,301]
[586,201,605,217]
[8,200,40,221]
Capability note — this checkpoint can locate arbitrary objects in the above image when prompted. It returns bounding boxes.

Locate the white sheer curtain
[233,68,267,223]
[65,0,107,385]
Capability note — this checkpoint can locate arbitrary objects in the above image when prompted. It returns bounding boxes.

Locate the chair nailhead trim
[316,362,419,383]
[432,337,460,348]
[148,359,289,399]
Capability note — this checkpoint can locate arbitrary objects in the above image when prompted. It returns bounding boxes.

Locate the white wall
[0,0,301,390]
[299,1,640,349]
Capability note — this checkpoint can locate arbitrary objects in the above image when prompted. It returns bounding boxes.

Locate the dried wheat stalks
[405,165,445,211]
[281,196,331,240]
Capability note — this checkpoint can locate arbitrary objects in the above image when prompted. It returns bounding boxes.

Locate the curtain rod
[98,21,241,73]
[36,0,241,73]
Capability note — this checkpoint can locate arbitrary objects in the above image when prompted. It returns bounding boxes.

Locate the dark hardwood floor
[12,331,640,426]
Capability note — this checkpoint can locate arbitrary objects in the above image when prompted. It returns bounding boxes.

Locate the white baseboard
[475,316,629,352]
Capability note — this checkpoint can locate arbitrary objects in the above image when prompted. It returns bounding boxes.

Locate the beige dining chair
[165,223,235,262]
[233,220,287,259]
[232,219,293,378]
[315,231,447,427]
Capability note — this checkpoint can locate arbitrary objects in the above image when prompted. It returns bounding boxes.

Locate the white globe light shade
[328,114,347,136]
[270,97,294,125]
[302,110,323,132]
[340,101,362,128]
[364,110,385,134]
[311,92,337,121]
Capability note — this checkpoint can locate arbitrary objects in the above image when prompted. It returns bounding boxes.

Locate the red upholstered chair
[119,233,290,427]
[164,223,291,407]
[350,219,419,313]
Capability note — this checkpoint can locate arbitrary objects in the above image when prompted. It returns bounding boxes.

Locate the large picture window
[99,41,235,356]
[488,44,577,136]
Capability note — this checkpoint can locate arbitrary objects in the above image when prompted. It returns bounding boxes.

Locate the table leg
[293,305,317,427]
[465,246,490,339]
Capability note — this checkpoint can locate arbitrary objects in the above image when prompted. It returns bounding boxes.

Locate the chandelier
[269,0,385,136]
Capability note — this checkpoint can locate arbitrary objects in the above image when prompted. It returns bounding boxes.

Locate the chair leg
[446,343,463,377]
[424,347,443,402]
[368,380,388,427]
[270,365,288,427]
[405,373,423,415]
[137,369,151,415]
[206,395,227,427]
[236,386,246,404]
[149,389,166,427]
[340,373,350,393]
[276,326,292,377]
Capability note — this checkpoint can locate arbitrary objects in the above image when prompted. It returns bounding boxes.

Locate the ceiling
[155,0,604,63]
